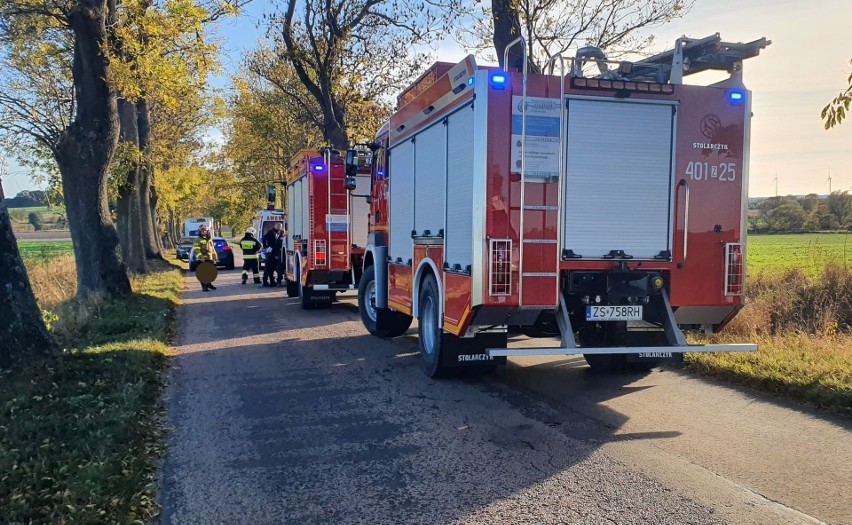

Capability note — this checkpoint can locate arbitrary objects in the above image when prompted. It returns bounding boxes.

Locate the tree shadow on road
[161,286,711,524]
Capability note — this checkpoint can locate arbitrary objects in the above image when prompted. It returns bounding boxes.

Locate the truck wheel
[582,353,628,372]
[286,279,299,298]
[299,281,314,309]
[358,266,412,337]
[418,273,453,378]
[581,322,629,372]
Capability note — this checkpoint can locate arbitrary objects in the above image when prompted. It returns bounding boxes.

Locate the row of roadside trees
[750,192,852,233]
[0,0,246,364]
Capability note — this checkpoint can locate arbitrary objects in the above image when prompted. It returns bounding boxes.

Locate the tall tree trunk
[492,0,525,71]
[116,98,147,273]
[0,178,54,368]
[57,0,131,299]
[137,97,161,259]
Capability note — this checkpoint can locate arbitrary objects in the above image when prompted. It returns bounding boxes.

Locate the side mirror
[345,149,358,177]
[344,176,357,191]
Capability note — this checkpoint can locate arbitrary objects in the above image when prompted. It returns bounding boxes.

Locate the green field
[747,233,852,276]
[9,206,67,231]
[17,240,74,264]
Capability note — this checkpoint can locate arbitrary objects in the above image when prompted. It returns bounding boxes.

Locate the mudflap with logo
[625,352,684,366]
[309,290,335,304]
[441,332,508,368]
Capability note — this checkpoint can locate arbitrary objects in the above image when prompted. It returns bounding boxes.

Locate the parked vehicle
[184,217,216,238]
[189,237,235,271]
[350,34,768,377]
[284,148,371,308]
[176,237,195,260]
[252,208,286,270]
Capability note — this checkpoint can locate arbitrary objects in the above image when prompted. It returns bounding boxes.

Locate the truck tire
[358,265,412,337]
[286,279,299,298]
[418,273,453,378]
[581,322,628,373]
[299,280,314,309]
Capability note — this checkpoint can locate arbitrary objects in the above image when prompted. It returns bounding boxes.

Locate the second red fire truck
[347,34,769,377]
[285,148,371,308]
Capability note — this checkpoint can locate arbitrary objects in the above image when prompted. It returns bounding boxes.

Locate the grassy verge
[686,264,852,416]
[686,334,852,417]
[0,258,183,523]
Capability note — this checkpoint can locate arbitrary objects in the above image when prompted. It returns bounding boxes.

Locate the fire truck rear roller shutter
[562,99,675,260]
[444,103,475,270]
[389,140,415,263]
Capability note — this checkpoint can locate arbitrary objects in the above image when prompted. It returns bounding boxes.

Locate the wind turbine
[772,173,778,196]
[826,168,833,194]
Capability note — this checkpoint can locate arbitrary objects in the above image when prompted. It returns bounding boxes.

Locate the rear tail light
[314,240,327,267]
[223,245,232,251]
[724,243,744,296]
[489,239,512,296]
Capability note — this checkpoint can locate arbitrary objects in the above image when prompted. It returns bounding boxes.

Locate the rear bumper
[489,343,757,357]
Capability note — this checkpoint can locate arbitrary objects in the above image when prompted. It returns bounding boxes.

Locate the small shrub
[27,211,43,231]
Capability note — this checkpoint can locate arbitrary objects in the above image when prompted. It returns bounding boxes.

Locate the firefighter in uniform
[239,227,262,285]
[262,222,283,287]
[192,224,218,291]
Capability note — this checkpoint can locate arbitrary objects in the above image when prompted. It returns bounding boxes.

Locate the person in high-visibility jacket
[239,227,263,285]
[192,224,218,291]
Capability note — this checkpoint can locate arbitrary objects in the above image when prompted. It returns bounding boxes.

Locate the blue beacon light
[491,73,508,89]
[313,164,325,172]
[728,90,744,103]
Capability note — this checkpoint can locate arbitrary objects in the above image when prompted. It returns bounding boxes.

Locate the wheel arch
[412,257,443,322]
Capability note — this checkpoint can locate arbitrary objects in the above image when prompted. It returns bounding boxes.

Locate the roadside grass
[687,260,852,416]
[0,257,183,523]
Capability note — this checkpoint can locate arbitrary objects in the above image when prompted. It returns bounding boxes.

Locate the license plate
[586,305,643,321]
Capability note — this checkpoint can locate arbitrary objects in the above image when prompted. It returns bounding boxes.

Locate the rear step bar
[487,290,758,357]
[489,344,757,357]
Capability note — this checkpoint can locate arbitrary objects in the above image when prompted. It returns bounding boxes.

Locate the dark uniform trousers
[240,237,262,284]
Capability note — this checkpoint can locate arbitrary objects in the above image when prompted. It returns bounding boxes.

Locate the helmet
[245,227,256,235]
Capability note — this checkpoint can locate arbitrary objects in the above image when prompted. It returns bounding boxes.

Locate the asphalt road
[160,262,851,524]
[15,230,71,241]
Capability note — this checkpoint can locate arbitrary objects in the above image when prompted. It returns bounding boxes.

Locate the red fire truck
[348,34,769,377]
[285,148,371,308]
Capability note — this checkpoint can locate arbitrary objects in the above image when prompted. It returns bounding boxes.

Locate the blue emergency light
[313,164,324,172]
[728,90,744,104]
[491,73,508,90]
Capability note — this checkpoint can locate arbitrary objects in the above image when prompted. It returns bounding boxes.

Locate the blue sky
[3,0,851,198]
